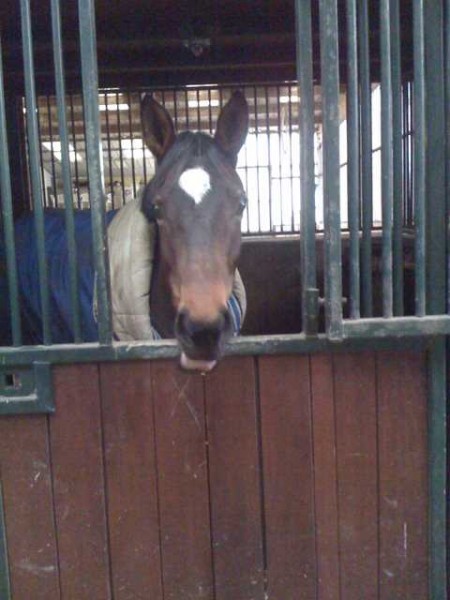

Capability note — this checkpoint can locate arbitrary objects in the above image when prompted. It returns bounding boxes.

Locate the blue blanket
[0,210,116,345]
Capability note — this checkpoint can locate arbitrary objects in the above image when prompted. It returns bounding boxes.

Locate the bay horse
[0,92,249,372]
[141,91,249,370]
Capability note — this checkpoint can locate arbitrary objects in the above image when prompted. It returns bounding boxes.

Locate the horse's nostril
[176,309,230,348]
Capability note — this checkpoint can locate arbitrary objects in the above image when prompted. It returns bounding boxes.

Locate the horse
[0,92,249,372]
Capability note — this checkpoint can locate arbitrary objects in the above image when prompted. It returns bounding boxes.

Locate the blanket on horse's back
[0,200,246,345]
[0,209,117,344]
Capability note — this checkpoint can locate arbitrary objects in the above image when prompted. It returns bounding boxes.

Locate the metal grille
[32,82,415,236]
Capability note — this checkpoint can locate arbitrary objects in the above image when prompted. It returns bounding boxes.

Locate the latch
[0,362,54,415]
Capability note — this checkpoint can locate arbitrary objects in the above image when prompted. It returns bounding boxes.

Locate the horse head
[140,92,249,372]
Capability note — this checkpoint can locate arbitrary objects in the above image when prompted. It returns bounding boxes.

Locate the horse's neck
[149,229,177,338]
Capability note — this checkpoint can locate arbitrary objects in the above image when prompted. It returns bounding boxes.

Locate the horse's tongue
[180,353,217,373]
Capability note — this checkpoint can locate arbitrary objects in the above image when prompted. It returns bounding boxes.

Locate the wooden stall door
[0,350,428,599]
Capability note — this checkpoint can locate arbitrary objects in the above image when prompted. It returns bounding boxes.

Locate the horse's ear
[141,94,176,161]
[214,91,249,163]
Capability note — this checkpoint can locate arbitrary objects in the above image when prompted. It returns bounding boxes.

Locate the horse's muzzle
[175,307,233,372]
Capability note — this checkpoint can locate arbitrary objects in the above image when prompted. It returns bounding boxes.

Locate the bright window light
[99,103,130,111]
[42,141,82,163]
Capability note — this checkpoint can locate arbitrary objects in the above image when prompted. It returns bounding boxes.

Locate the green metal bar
[318,0,343,339]
[78,0,112,344]
[413,0,426,317]
[423,2,447,597]
[295,0,319,335]
[391,0,404,316]
[358,0,373,317]
[20,0,51,344]
[346,0,360,319]
[0,333,433,367]
[50,0,82,342]
[380,0,394,317]
[343,315,450,337]
[0,36,22,346]
[446,0,450,315]
[0,482,11,600]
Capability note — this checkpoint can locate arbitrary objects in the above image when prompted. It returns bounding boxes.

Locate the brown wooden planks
[333,351,378,600]
[100,361,163,600]
[50,364,111,600]
[310,354,340,600]
[205,356,264,599]
[0,415,60,599]
[151,359,214,600]
[258,354,316,599]
[377,351,428,599]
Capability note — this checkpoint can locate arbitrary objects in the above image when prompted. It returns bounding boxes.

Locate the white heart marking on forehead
[178,167,211,205]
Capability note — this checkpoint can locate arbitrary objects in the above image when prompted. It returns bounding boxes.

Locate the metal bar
[0,35,22,346]
[295,0,318,335]
[0,330,440,368]
[346,0,360,319]
[78,0,112,344]
[413,0,426,316]
[0,482,11,600]
[424,2,447,596]
[264,85,273,232]
[50,0,82,342]
[20,0,51,344]
[45,95,58,206]
[358,0,373,317]
[126,90,137,199]
[69,93,82,208]
[391,0,404,316]
[447,0,450,313]
[116,91,126,205]
[380,0,394,317]
[343,315,450,337]
[103,92,115,205]
[318,0,343,338]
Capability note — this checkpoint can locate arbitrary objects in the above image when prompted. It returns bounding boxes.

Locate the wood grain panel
[333,352,378,600]
[50,364,111,600]
[310,354,340,600]
[258,354,316,599]
[100,361,163,600]
[377,351,428,599]
[151,360,214,600]
[0,415,60,599]
[204,356,264,599]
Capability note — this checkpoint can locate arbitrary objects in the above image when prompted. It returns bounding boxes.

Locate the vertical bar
[20,0,51,343]
[0,35,22,345]
[69,94,82,208]
[380,0,394,317]
[296,0,318,335]
[424,2,447,595]
[413,0,426,316]
[50,0,82,342]
[276,85,283,231]
[45,96,58,205]
[318,0,343,338]
[78,0,112,344]
[126,90,137,199]
[264,85,273,232]
[0,482,11,600]
[116,92,126,205]
[391,0,404,316]
[346,0,360,319]
[253,86,262,233]
[358,0,373,317]
[103,93,114,206]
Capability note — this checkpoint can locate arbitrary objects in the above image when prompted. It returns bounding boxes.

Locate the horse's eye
[150,199,163,221]
[237,194,247,216]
